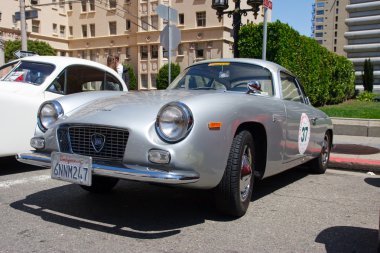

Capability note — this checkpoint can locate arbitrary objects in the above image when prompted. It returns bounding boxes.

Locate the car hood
[60,90,218,126]
[0,81,41,95]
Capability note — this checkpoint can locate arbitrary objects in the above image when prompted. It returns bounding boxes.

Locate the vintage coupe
[18,59,333,216]
[0,56,128,157]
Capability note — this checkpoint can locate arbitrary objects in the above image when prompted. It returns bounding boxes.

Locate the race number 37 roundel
[298,113,311,155]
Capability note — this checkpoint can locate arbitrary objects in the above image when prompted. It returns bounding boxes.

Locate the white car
[0,56,128,157]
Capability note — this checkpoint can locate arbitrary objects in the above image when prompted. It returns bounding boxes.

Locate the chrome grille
[57,125,129,161]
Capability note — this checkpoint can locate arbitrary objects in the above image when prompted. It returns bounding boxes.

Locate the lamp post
[212,0,263,58]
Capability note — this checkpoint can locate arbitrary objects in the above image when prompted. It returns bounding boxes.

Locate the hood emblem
[91,133,106,153]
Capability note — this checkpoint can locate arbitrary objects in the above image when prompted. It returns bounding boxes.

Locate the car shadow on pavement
[0,156,45,176]
[315,226,378,253]
[364,177,380,188]
[10,167,310,239]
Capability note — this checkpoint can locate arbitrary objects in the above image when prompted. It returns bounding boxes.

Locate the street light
[211,0,263,58]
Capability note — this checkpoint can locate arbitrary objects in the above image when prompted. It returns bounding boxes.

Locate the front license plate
[51,152,92,186]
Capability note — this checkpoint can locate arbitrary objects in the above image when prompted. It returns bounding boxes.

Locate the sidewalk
[330,135,380,173]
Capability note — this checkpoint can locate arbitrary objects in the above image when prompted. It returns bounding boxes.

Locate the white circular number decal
[298,113,311,155]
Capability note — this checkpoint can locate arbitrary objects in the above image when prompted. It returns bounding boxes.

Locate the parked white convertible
[0,56,128,157]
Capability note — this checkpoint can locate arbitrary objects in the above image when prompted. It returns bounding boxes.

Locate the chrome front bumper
[17,152,200,184]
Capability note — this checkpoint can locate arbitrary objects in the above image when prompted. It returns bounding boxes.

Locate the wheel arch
[235,122,267,180]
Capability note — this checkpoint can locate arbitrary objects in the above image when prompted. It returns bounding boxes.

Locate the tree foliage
[5,40,56,62]
[122,64,137,90]
[238,21,355,106]
[156,63,181,90]
[362,58,374,92]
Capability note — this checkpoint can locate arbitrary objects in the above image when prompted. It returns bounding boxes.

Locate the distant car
[0,56,128,157]
[18,58,333,217]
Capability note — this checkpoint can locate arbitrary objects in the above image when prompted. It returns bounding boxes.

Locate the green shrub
[238,21,355,106]
[362,59,374,92]
[357,91,376,102]
[122,64,137,90]
[156,63,181,90]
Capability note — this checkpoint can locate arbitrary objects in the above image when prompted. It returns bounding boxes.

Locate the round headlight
[156,102,193,143]
[38,101,64,132]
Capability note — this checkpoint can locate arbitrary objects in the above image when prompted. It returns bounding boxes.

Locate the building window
[89,0,95,11]
[151,45,158,59]
[196,12,206,27]
[141,46,148,60]
[195,43,204,58]
[316,25,323,30]
[90,24,95,37]
[337,1,339,6]
[335,24,338,29]
[53,23,57,34]
[141,74,148,89]
[59,0,65,8]
[335,31,337,37]
[151,74,157,89]
[163,47,168,58]
[32,20,40,33]
[60,25,65,37]
[334,47,336,52]
[316,10,324,15]
[68,2,73,10]
[81,0,87,12]
[336,8,339,14]
[126,19,131,30]
[151,15,158,30]
[126,47,130,58]
[317,40,323,44]
[109,21,117,35]
[334,39,337,45]
[109,0,117,9]
[69,26,73,36]
[335,16,338,22]
[317,2,324,7]
[178,44,184,55]
[316,17,324,22]
[141,16,148,31]
[82,24,87,37]
[315,32,323,38]
[179,13,184,25]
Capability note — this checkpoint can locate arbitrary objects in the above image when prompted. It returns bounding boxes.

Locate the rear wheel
[80,176,119,193]
[309,131,331,174]
[215,130,255,217]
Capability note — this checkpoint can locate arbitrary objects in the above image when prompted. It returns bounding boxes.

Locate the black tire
[215,130,255,217]
[309,131,331,174]
[80,176,119,193]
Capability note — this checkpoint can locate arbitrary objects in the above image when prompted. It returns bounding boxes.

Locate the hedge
[238,21,355,106]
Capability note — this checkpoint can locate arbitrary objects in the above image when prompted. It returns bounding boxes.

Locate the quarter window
[280,72,303,103]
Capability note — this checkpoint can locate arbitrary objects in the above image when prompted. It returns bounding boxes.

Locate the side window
[47,70,65,94]
[280,72,304,103]
[50,65,123,94]
[102,73,122,91]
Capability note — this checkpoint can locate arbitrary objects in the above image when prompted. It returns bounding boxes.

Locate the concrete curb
[329,155,380,173]
[332,117,380,137]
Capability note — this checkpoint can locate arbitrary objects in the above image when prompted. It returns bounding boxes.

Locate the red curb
[330,156,380,166]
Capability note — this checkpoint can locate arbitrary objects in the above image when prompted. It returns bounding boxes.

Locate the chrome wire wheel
[321,133,330,167]
[240,145,253,202]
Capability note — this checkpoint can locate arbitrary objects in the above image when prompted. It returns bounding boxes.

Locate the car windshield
[1,60,55,85]
[168,62,274,96]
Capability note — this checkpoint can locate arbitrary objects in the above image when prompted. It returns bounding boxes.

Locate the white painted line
[0,175,51,189]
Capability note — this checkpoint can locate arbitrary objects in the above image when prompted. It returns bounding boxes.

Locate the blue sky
[271,0,315,37]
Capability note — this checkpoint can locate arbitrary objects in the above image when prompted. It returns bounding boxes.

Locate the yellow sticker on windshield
[208,62,230,66]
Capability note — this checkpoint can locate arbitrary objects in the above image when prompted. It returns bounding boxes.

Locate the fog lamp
[30,137,45,149]
[148,149,171,164]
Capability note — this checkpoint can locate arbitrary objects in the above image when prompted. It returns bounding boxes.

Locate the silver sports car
[18,58,333,217]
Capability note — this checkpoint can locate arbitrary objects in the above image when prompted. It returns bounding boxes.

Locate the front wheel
[80,176,119,193]
[309,131,331,174]
[215,130,255,217]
